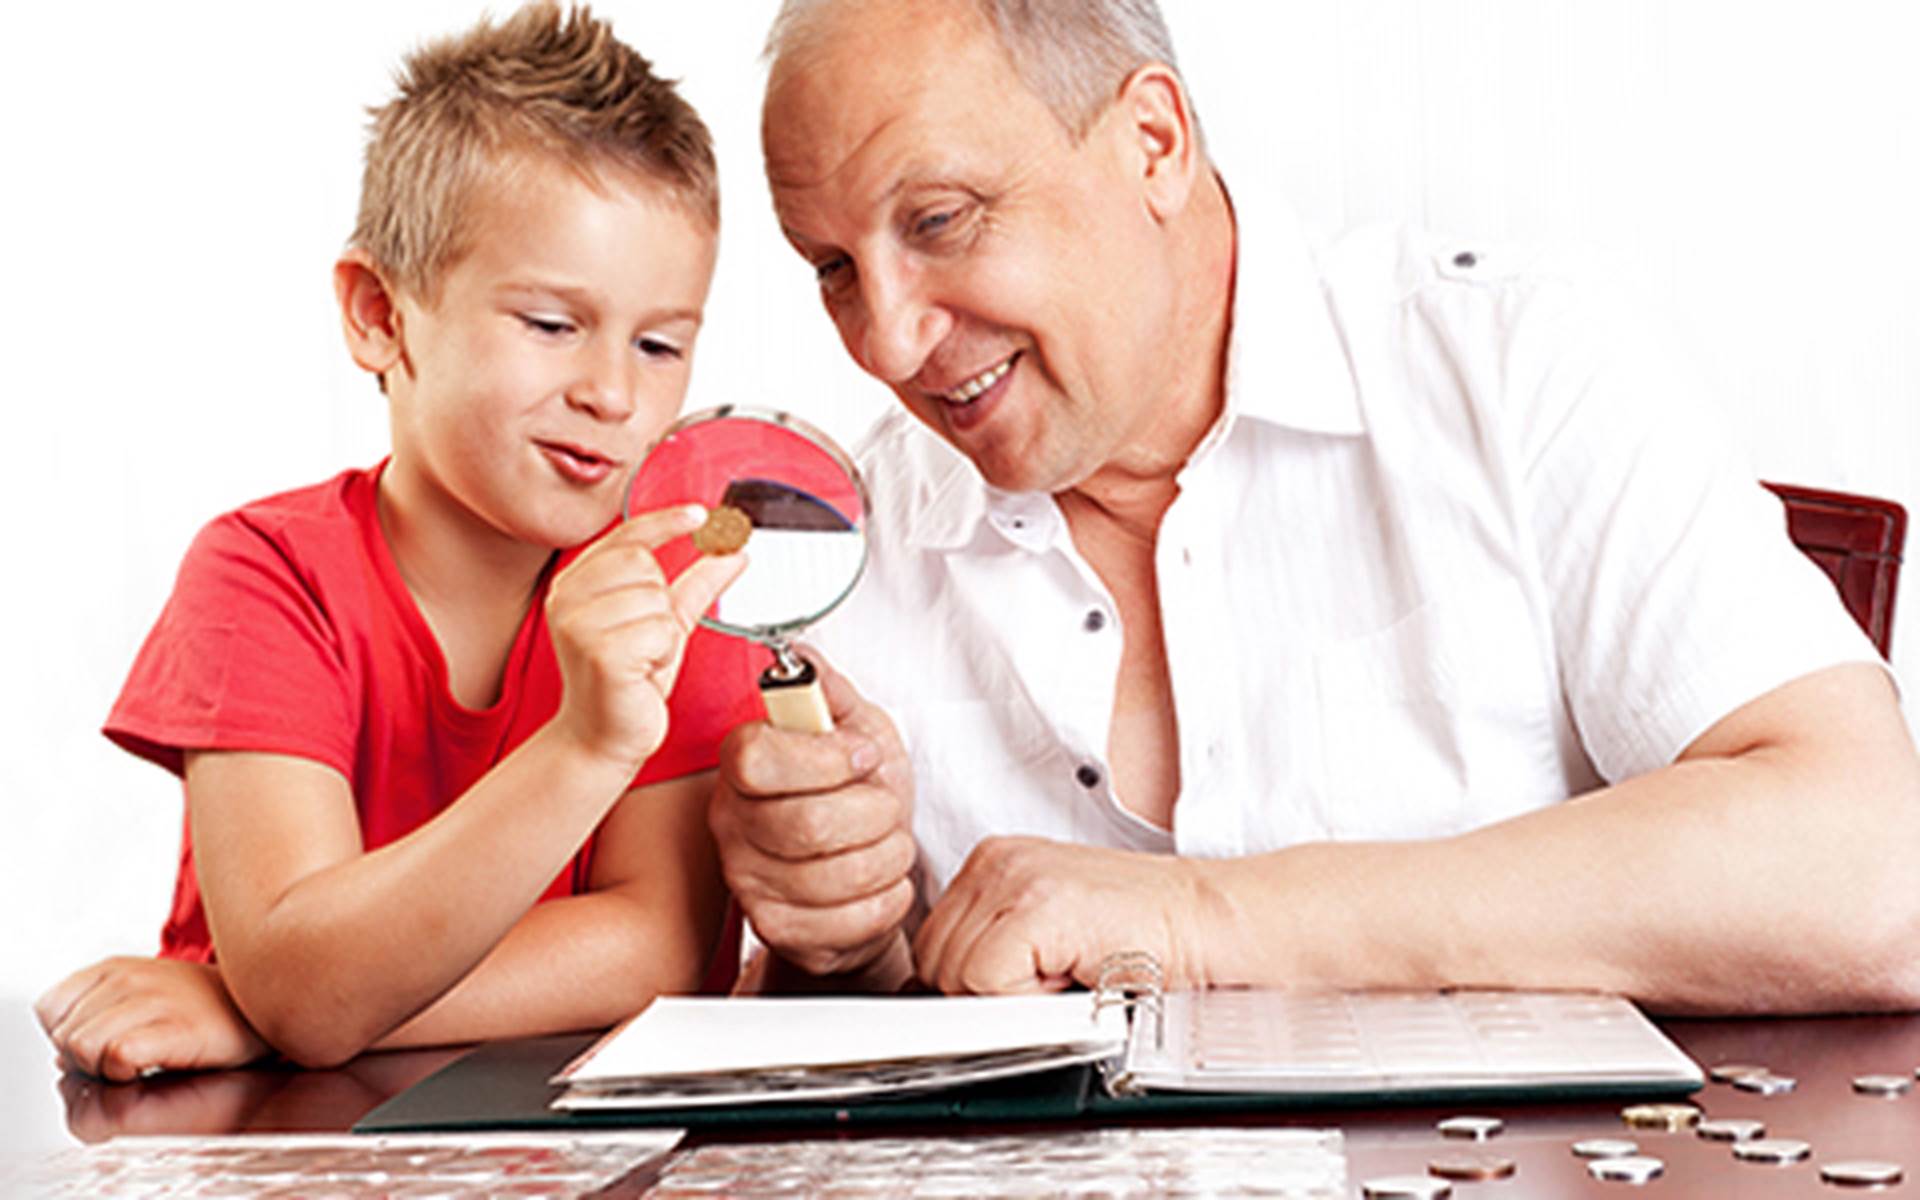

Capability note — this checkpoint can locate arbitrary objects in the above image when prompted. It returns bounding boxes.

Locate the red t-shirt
[104,465,762,961]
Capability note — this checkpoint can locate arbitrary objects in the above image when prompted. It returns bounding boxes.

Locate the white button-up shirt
[809,182,1882,900]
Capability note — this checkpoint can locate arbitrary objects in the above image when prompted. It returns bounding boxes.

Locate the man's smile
[937,353,1018,405]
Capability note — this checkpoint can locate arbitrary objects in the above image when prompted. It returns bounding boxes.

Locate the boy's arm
[33,769,720,1080]
[185,510,741,1068]
[186,736,712,1068]
[366,769,725,1050]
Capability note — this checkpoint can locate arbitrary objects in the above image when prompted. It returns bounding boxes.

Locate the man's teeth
[944,358,1012,403]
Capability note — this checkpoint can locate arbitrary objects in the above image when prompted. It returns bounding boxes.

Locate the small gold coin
[1620,1102,1701,1131]
[1427,1152,1517,1181]
[691,505,752,555]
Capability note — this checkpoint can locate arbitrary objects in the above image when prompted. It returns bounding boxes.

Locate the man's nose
[849,262,952,385]
[566,337,638,421]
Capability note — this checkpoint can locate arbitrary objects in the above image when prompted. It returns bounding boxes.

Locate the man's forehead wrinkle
[766,104,912,199]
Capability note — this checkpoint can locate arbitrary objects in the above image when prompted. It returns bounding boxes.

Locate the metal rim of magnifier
[625,403,873,643]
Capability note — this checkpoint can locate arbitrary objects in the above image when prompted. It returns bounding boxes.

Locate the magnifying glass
[624,405,869,733]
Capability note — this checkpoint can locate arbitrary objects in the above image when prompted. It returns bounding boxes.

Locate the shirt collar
[1215,174,1365,440]
[901,164,1364,552]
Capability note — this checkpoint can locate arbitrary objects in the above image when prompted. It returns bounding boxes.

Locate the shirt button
[1082,609,1107,632]
[1452,250,1478,269]
[1075,763,1102,789]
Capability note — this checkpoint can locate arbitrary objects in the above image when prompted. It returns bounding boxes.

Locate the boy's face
[382,159,717,552]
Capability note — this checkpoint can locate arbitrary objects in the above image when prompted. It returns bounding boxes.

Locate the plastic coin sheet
[647,1127,1346,1198]
[10,1130,683,1197]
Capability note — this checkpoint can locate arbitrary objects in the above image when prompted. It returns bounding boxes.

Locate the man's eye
[636,337,684,360]
[814,255,851,284]
[914,210,956,237]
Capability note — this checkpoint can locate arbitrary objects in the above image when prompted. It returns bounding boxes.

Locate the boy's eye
[519,314,575,336]
[636,336,684,360]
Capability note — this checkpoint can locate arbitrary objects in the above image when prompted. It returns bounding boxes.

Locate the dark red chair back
[1764,482,1906,657]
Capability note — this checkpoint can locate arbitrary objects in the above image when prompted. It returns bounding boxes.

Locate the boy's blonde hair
[352,2,717,302]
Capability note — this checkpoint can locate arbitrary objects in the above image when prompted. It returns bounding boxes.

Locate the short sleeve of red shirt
[105,465,763,960]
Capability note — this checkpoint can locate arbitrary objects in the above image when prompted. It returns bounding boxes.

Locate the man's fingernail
[850,741,879,772]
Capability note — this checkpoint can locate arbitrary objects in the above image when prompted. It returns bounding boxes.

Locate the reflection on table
[14,1006,1920,1197]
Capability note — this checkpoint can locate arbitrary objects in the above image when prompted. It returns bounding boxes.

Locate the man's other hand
[913,838,1213,995]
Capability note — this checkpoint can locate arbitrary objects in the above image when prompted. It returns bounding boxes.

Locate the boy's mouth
[537,439,616,485]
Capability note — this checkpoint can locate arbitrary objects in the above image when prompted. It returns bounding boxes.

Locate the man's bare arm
[915,662,1920,1013]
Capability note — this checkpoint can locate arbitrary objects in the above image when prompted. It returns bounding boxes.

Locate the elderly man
[713,0,1920,1011]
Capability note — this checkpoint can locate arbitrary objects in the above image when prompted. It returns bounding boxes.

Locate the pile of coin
[1358,1061,1916,1196]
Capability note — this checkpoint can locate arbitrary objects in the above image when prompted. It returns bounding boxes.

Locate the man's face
[764,3,1181,494]
[383,160,716,551]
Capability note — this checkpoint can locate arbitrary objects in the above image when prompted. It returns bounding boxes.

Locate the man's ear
[1116,63,1201,221]
[333,249,408,385]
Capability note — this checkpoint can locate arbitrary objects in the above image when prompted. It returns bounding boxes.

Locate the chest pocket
[1308,581,1558,839]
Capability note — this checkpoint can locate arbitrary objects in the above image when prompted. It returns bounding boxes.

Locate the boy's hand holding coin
[546,505,746,768]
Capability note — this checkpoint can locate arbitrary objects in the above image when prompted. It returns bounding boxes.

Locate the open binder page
[1110,989,1703,1096]
[551,993,1127,1111]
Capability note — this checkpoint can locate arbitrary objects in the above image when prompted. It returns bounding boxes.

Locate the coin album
[539,953,1704,1116]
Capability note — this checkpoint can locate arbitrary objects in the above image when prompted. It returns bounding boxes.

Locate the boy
[35,2,757,1080]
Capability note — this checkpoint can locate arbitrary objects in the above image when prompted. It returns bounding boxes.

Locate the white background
[5,0,1917,1108]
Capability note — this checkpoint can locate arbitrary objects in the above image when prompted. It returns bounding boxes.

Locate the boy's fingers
[668,551,747,629]
[614,503,708,550]
[36,964,109,1034]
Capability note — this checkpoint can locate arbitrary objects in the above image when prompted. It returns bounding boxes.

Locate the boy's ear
[334,250,408,383]
[1116,62,1201,222]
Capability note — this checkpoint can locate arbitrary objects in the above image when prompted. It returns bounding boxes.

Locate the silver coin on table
[1820,1160,1905,1187]
[1732,1071,1798,1095]
[1851,1073,1912,1096]
[1732,1137,1813,1164]
[1435,1115,1504,1140]
[1572,1138,1641,1159]
[1696,1117,1766,1142]
[1361,1175,1452,1199]
[1708,1061,1769,1083]
[1587,1155,1664,1184]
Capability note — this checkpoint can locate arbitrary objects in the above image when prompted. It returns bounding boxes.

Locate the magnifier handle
[760,659,834,733]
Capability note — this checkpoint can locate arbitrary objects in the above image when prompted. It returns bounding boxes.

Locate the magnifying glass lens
[625,408,870,732]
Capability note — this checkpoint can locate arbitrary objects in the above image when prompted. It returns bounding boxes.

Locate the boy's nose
[566,342,639,421]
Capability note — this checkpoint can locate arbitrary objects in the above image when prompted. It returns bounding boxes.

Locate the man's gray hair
[767,0,1192,142]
